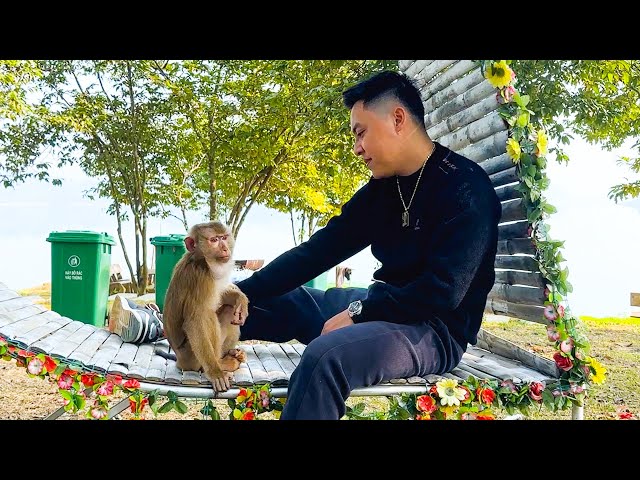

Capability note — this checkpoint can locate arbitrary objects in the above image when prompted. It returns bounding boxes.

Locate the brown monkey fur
[161,221,249,392]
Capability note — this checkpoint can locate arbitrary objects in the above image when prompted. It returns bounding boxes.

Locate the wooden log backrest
[399,60,546,325]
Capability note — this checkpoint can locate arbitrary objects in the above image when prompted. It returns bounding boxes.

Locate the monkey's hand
[209,370,233,393]
[220,284,249,326]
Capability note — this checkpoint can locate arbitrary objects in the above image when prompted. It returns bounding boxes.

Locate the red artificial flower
[553,352,574,371]
[80,373,96,387]
[241,410,255,420]
[18,349,35,358]
[416,395,437,414]
[106,374,122,385]
[123,379,141,390]
[44,356,57,373]
[8,345,16,353]
[129,397,149,413]
[529,382,545,402]
[428,385,438,395]
[63,368,77,378]
[476,386,496,405]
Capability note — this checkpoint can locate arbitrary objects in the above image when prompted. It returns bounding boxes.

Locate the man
[235,69,502,419]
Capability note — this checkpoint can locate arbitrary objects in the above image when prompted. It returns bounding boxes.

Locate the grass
[14,284,640,420]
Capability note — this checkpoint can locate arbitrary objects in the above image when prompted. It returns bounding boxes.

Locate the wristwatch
[347,300,363,319]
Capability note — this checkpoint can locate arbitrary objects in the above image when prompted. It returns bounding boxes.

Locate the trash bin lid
[46,230,116,245]
[150,234,187,246]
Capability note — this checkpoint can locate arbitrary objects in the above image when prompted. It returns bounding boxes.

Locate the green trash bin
[304,270,329,290]
[46,230,116,327]
[150,234,187,312]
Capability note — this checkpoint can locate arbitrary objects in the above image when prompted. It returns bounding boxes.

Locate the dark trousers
[240,286,465,420]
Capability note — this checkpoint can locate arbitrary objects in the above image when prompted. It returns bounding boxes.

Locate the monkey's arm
[182,307,232,392]
[219,283,249,326]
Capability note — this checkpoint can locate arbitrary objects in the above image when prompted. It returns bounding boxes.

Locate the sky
[1,137,639,317]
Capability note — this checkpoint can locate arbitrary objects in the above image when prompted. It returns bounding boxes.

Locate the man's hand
[321,309,354,335]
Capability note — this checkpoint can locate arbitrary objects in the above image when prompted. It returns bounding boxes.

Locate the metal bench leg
[571,404,584,420]
[107,397,132,419]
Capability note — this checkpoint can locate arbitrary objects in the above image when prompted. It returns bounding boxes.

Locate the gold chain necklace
[396,143,436,227]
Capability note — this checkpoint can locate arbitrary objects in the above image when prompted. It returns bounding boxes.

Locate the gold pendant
[402,211,409,227]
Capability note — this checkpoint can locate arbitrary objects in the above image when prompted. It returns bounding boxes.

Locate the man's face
[349,100,401,179]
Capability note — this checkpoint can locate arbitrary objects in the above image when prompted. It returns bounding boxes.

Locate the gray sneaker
[108,295,145,343]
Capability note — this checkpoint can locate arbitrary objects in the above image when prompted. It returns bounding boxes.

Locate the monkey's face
[200,227,234,263]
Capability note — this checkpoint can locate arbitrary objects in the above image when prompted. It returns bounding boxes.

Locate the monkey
[156,220,249,393]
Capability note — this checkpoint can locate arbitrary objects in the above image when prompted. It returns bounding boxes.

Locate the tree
[510,60,640,202]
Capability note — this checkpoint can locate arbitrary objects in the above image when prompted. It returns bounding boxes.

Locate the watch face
[349,300,362,317]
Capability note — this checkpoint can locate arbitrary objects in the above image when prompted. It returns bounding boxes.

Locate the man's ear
[185,236,196,252]
[393,106,406,131]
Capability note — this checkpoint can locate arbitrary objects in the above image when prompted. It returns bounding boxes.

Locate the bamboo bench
[0,281,561,419]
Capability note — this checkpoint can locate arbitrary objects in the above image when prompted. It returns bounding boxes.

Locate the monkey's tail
[155,348,177,362]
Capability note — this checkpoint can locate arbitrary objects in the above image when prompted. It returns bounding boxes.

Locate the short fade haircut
[342,70,426,131]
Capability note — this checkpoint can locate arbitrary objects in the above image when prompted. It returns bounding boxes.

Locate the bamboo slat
[108,342,139,376]
[457,130,508,163]
[398,60,416,71]
[452,362,501,381]
[0,296,41,315]
[66,328,111,366]
[489,283,546,305]
[497,238,536,256]
[464,347,553,383]
[498,221,529,241]
[500,198,526,223]
[253,344,289,385]
[496,184,522,202]
[49,323,98,359]
[484,298,547,325]
[291,343,307,357]
[435,112,506,154]
[425,81,496,129]
[495,255,539,272]
[280,342,303,367]
[181,370,203,385]
[19,315,75,352]
[490,166,518,189]
[240,344,270,384]
[0,288,20,302]
[163,360,183,385]
[146,341,171,382]
[23,318,84,354]
[479,153,513,175]
[415,60,457,91]
[127,343,156,380]
[86,334,123,374]
[428,94,501,141]
[475,329,559,378]
[232,357,253,387]
[404,60,433,79]
[417,60,478,101]
[495,270,546,288]
[423,68,485,114]
[267,343,297,378]
[0,305,49,329]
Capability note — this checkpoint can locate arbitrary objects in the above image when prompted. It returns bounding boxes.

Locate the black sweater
[236,143,502,348]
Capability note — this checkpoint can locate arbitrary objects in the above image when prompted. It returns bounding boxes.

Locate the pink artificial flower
[460,412,477,420]
[553,352,574,371]
[57,373,73,390]
[500,379,518,393]
[90,407,108,419]
[458,385,472,403]
[529,382,545,401]
[96,381,115,396]
[544,305,558,321]
[560,338,574,354]
[557,305,565,318]
[27,357,45,376]
[106,374,122,385]
[547,327,561,342]
[569,383,584,394]
[259,390,270,408]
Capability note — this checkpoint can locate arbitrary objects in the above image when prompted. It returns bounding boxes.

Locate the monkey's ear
[185,236,196,252]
